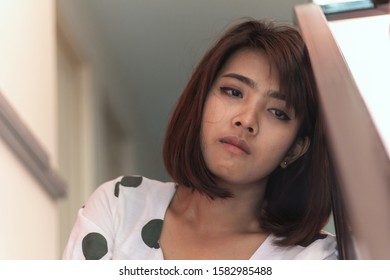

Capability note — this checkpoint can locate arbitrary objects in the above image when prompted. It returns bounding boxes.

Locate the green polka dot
[141,219,163,249]
[114,176,143,197]
[121,176,143,187]
[82,232,108,260]
[114,182,120,197]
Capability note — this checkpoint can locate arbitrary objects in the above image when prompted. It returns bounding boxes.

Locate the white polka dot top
[62,176,338,260]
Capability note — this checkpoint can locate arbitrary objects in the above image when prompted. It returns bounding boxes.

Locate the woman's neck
[169,181,267,234]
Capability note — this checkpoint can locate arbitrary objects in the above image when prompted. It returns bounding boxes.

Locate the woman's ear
[280,136,310,168]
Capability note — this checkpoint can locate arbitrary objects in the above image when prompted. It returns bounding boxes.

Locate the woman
[63,20,337,260]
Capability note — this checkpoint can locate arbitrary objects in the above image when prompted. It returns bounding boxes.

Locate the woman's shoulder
[93,175,176,199]
[63,175,176,260]
[87,175,177,214]
[293,231,338,260]
[252,231,338,260]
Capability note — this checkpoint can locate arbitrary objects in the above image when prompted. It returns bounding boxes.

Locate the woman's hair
[163,20,332,246]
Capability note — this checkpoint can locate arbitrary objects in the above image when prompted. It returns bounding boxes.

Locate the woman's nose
[234,121,255,133]
[232,109,258,134]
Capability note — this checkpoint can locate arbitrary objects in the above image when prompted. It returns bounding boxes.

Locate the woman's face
[201,48,306,188]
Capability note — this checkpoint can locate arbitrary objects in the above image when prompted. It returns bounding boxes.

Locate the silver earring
[283,161,288,167]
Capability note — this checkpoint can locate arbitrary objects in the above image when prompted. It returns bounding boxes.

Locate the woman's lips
[219,136,251,155]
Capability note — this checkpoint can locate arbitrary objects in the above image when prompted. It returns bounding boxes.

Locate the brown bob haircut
[163,20,332,246]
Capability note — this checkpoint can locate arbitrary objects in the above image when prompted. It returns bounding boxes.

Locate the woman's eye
[220,87,243,98]
[268,109,291,121]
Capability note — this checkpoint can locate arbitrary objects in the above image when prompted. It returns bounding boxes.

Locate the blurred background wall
[0,0,59,259]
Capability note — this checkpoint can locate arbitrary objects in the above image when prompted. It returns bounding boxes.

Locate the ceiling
[81,0,309,178]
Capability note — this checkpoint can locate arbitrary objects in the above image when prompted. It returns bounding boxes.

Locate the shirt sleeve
[62,177,121,260]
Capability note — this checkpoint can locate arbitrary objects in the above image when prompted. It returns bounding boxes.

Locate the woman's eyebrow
[221,73,256,88]
[267,90,286,101]
[221,73,284,100]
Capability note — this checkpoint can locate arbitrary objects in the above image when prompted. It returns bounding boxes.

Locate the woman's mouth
[219,136,251,155]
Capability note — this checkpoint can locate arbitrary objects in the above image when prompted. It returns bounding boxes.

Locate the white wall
[0,0,59,259]
[329,15,390,158]
[56,0,142,186]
